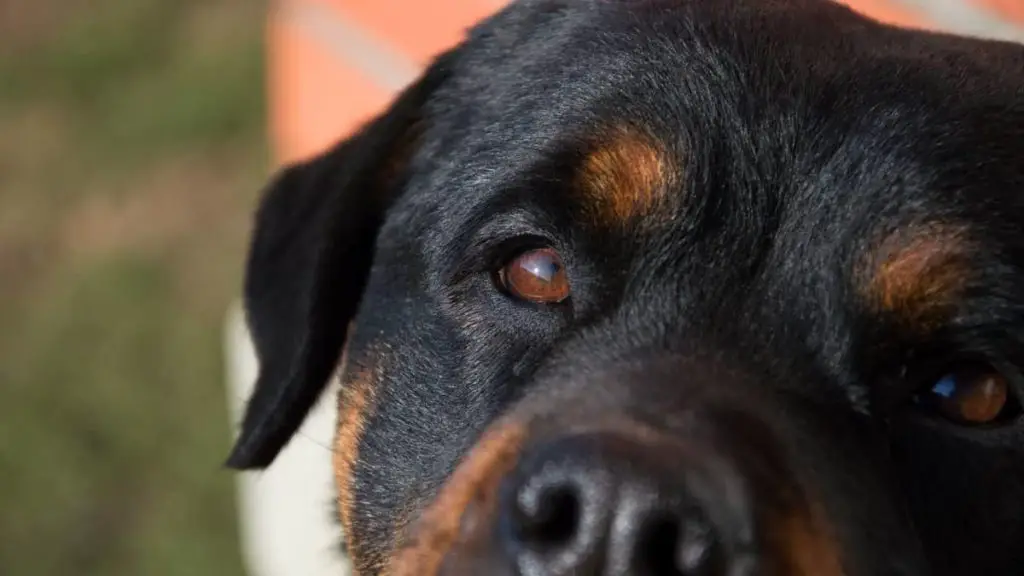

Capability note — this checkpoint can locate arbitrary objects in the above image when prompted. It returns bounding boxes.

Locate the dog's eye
[917,366,1019,425]
[497,248,570,304]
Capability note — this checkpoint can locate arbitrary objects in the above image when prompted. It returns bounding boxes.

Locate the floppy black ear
[226,50,457,470]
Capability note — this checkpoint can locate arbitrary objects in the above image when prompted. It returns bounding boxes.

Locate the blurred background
[0,1,265,574]
[0,1,1020,575]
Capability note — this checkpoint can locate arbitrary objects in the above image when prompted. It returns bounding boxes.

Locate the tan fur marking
[333,358,380,560]
[385,422,525,576]
[768,506,846,576]
[863,224,972,329]
[577,127,675,225]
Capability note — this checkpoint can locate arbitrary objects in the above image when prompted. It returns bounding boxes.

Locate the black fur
[229,1,1024,574]
[225,48,459,467]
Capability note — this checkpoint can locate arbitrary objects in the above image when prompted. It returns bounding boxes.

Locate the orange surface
[269,0,499,165]
[977,0,1024,22]
[267,0,1016,166]
[333,0,500,66]
[268,14,394,165]
[835,0,929,29]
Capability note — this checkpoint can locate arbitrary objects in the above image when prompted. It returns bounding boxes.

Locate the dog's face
[227,1,1024,574]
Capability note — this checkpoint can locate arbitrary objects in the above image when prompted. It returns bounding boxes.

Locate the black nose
[497,433,753,576]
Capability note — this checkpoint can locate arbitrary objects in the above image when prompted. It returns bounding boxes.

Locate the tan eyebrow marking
[860,223,973,329]
[576,126,678,226]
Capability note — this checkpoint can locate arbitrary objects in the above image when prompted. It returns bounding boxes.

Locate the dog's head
[227,1,1024,574]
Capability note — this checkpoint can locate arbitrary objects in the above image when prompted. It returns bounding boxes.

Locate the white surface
[227,4,409,571]
[225,303,352,576]
[894,0,1024,42]
[277,1,418,92]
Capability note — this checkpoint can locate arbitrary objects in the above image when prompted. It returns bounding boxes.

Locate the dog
[225,1,1024,574]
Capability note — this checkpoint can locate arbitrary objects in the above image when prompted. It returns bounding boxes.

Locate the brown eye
[920,367,1014,425]
[497,248,570,304]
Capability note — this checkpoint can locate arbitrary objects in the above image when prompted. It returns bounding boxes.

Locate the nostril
[513,482,581,551]
[635,516,685,576]
[635,514,721,576]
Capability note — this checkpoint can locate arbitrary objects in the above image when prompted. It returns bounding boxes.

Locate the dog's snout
[497,433,752,576]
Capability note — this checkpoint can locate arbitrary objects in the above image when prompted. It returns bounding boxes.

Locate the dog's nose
[496,433,752,576]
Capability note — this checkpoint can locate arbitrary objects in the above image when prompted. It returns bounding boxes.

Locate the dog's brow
[860,223,973,329]
[575,126,678,227]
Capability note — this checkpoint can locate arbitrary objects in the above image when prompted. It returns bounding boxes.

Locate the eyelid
[439,210,561,285]
[900,356,1023,424]
[875,347,1002,417]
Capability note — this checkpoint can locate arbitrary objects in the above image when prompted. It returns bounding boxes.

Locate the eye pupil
[499,248,570,304]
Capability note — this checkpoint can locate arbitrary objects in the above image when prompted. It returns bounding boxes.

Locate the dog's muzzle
[486,431,756,576]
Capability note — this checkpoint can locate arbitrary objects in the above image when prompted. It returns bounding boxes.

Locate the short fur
[228,1,1024,575]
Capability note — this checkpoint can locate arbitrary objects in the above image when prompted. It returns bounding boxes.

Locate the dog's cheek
[763,502,846,576]
[385,421,525,576]
[333,348,384,566]
[890,421,1024,575]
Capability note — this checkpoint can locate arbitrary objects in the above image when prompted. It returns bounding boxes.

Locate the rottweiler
[226,1,1024,574]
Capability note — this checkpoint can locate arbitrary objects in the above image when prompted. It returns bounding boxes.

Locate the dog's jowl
[227,1,1024,574]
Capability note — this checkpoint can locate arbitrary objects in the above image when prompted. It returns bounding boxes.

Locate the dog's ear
[226,49,457,469]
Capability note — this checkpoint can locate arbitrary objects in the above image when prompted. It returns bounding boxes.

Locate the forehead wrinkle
[428,141,592,286]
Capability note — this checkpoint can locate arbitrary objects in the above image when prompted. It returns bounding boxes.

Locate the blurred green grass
[0,1,268,574]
